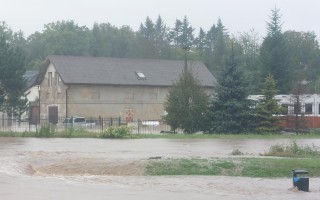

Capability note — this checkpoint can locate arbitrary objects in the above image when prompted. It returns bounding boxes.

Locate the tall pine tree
[206,49,254,133]
[170,16,194,68]
[255,74,283,133]
[260,7,290,93]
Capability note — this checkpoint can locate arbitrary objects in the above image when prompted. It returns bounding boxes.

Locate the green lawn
[145,140,320,177]
[145,157,320,177]
[1,130,320,139]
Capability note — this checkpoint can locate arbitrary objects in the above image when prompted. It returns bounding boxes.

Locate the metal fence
[0,116,174,134]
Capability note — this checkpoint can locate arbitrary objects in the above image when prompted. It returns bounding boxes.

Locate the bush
[261,140,320,158]
[35,124,55,137]
[99,125,131,138]
[59,127,79,138]
[230,148,244,155]
[310,128,320,135]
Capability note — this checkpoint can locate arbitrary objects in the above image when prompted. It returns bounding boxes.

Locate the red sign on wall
[125,109,134,124]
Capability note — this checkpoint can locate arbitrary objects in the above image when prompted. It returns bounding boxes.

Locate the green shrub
[310,128,320,135]
[99,125,131,138]
[262,140,320,158]
[230,148,244,155]
[35,124,55,137]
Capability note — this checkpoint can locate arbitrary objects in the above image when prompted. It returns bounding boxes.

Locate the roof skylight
[136,72,147,80]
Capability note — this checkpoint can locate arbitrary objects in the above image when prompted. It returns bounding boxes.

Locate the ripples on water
[1,138,320,200]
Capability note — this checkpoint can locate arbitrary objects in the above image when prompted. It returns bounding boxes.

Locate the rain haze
[1,0,320,38]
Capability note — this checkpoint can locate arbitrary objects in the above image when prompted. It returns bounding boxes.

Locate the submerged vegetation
[261,140,320,158]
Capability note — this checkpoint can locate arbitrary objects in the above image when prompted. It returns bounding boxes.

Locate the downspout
[66,86,70,118]
[38,85,41,124]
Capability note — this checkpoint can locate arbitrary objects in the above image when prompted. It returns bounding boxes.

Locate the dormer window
[136,71,147,80]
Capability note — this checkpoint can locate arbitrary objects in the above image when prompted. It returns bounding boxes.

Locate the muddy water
[1,138,320,200]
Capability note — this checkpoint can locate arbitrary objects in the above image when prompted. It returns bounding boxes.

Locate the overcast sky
[1,0,319,38]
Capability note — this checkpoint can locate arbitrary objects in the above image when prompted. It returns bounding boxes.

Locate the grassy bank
[145,141,320,177]
[127,133,320,139]
[1,131,320,139]
[0,130,98,138]
[145,157,320,177]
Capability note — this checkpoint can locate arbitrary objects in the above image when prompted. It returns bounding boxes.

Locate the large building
[33,55,216,124]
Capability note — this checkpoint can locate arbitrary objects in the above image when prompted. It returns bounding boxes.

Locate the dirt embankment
[26,157,148,176]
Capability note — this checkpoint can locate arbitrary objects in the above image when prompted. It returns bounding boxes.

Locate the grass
[145,157,320,177]
[261,140,320,158]
[2,125,320,139]
[0,129,98,138]
[145,141,320,177]
[2,129,320,178]
[2,131,320,139]
[127,133,320,140]
[145,142,320,177]
[230,148,244,155]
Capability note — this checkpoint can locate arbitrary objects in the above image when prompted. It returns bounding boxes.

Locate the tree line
[163,8,316,134]
[1,7,320,94]
[0,7,320,131]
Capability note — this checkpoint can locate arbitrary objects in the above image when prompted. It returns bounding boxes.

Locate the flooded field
[1,138,320,200]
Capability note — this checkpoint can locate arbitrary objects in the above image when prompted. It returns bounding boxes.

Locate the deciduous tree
[0,34,27,117]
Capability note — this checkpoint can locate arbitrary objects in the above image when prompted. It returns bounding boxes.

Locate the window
[294,103,301,114]
[305,103,312,114]
[281,104,289,115]
[136,72,147,80]
[55,72,59,86]
[48,72,52,86]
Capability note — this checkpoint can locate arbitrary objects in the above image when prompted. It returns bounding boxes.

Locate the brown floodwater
[0,137,320,200]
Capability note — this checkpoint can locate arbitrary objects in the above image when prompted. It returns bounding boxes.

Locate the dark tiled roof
[42,55,216,87]
[23,70,38,90]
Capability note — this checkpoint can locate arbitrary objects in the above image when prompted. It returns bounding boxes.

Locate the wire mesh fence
[0,115,174,134]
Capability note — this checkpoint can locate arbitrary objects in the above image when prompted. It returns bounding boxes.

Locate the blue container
[292,169,309,192]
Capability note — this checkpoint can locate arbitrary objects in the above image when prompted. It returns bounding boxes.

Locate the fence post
[28,117,30,132]
[118,117,121,126]
[110,118,113,126]
[138,119,140,134]
[98,116,102,132]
